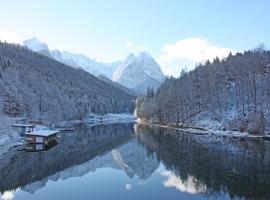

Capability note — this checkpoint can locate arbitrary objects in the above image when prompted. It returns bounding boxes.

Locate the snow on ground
[191,110,239,131]
[0,115,23,157]
[141,117,268,146]
[191,109,270,134]
[0,115,53,157]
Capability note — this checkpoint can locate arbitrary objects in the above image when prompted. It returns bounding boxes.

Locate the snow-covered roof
[26,130,59,137]
[12,124,35,127]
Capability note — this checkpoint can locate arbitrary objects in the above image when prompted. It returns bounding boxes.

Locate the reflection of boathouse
[25,142,57,152]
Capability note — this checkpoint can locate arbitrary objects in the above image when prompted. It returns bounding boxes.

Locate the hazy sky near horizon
[0,0,269,76]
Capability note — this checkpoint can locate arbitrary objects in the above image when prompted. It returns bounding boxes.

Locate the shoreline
[0,113,136,157]
[138,120,270,141]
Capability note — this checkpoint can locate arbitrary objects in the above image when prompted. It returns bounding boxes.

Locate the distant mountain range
[23,37,165,94]
[23,37,118,78]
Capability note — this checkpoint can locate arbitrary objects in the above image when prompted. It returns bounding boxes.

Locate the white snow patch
[0,115,52,157]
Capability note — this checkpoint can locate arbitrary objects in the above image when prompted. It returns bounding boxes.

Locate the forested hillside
[0,42,135,123]
[136,48,270,133]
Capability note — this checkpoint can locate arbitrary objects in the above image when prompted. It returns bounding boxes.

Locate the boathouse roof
[26,130,59,137]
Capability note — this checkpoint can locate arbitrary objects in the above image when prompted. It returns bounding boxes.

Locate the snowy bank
[55,113,136,128]
[0,113,136,156]
[139,119,270,142]
[0,116,23,157]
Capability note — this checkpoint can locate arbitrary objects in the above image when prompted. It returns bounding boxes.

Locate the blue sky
[0,0,269,76]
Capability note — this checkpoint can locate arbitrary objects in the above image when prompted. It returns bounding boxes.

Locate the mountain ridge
[23,37,165,95]
[112,52,165,94]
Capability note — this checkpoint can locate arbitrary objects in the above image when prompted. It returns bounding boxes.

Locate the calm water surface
[0,123,270,200]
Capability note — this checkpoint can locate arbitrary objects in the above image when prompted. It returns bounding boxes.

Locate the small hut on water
[25,130,59,145]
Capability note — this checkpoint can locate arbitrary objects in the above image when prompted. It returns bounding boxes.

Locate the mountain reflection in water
[0,123,269,200]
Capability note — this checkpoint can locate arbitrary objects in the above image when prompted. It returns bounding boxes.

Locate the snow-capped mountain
[23,37,49,52]
[112,52,165,94]
[23,37,165,94]
[53,51,118,78]
[23,37,118,78]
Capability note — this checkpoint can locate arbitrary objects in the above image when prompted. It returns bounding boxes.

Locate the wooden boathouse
[25,130,59,145]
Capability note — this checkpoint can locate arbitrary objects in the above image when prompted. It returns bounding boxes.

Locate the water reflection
[135,124,270,199]
[0,123,269,200]
[161,171,207,194]
[0,123,135,193]
[25,141,58,152]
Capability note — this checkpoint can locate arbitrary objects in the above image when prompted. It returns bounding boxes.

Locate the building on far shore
[12,124,35,136]
[25,130,59,145]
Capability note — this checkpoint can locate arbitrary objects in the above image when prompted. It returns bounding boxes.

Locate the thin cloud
[125,41,133,49]
[0,30,22,44]
[137,45,149,52]
[124,41,149,52]
[158,37,236,76]
[160,37,235,63]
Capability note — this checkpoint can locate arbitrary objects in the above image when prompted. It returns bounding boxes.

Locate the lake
[0,123,270,200]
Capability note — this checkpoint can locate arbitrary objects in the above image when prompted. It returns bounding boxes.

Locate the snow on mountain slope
[136,52,164,82]
[112,52,165,94]
[112,53,136,81]
[23,37,49,52]
[23,38,118,78]
[58,51,117,78]
[23,38,165,94]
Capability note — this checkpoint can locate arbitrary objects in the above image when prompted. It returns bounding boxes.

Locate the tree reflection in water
[0,123,269,200]
[135,124,270,200]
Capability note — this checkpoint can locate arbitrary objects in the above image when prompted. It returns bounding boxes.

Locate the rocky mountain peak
[23,37,49,52]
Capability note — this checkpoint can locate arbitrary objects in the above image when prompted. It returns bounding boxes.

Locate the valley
[0,1,269,199]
